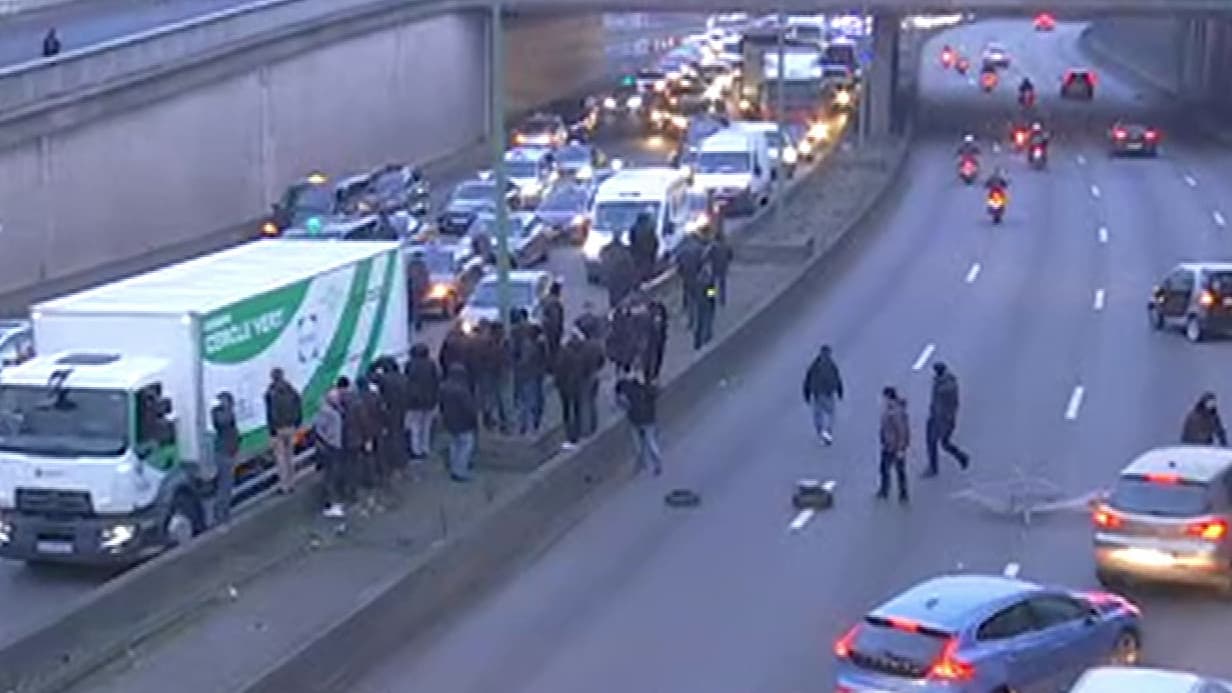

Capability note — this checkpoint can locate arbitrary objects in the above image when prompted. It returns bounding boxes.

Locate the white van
[583,167,690,283]
[692,127,773,215]
[735,120,800,179]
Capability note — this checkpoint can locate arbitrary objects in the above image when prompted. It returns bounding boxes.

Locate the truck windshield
[287,185,335,226]
[593,201,661,232]
[697,151,751,174]
[0,385,128,457]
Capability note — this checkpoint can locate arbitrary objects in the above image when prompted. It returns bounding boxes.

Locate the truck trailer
[0,239,408,565]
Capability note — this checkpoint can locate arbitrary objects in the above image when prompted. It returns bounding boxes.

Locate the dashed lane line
[788,509,816,533]
[1184,174,1198,187]
[1094,289,1105,311]
[1065,385,1086,421]
[965,262,981,284]
[911,343,936,372]
[1003,562,1021,578]
[1098,226,1108,244]
[1215,211,1226,228]
[1090,184,1101,199]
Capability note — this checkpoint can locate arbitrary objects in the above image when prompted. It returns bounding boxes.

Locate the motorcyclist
[1018,77,1035,96]
[985,168,1009,193]
[1027,121,1050,148]
[957,134,981,158]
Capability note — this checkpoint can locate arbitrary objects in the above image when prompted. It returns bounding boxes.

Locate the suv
[1093,446,1232,594]
[1148,262,1232,341]
[513,113,568,148]
[1062,69,1096,99]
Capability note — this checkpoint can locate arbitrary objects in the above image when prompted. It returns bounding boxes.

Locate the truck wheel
[164,494,201,548]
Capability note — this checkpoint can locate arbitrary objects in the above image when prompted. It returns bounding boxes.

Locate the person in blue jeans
[510,311,548,435]
[438,363,479,482]
[615,374,662,476]
[801,344,844,445]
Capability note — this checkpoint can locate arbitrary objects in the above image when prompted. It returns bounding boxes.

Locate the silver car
[1092,445,1232,594]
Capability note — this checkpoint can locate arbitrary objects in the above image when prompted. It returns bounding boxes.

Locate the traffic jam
[248,13,856,337]
[832,14,1229,693]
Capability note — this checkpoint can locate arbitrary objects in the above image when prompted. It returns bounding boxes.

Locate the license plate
[1117,547,1175,567]
[1127,142,1143,149]
[36,540,74,555]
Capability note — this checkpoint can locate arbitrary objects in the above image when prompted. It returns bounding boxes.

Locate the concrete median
[239,134,913,693]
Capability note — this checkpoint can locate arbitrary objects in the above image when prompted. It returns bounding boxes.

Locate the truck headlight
[571,213,588,227]
[583,233,607,259]
[100,523,137,550]
[603,96,617,109]
[783,147,798,164]
[809,122,830,141]
[428,283,451,299]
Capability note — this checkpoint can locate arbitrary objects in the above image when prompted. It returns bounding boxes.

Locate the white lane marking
[789,509,816,532]
[1215,211,1226,227]
[1090,185,1102,199]
[1184,174,1198,187]
[911,343,936,372]
[1065,385,1086,421]
[965,262,981,283]
[1003,562,1021,578]
[1094,289,1106,311]
[1076,154,1087,165]
[1098,225,1109,244]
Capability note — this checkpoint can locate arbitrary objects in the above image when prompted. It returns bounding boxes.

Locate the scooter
[1019,89,1036,108]
[956,57,970,75]
[987,189,1007,224]
[958,156,979,184]
[1027,143,1047,170]
[980,70,998,92]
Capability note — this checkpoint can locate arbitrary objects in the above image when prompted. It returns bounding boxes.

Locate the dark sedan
[438,178,519,235]
[1109,122,1160,156]
[535,182,591,244]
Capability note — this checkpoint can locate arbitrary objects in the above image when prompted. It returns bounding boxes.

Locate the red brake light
[886,616,921,633]
[1145,129,1158,140]
[929,638,975,681]
[834,625,858,658]
[1145,472,1181,484]
[1187,518,1228,541]
[1114,128,1127,140]
[1093,504,1123,529]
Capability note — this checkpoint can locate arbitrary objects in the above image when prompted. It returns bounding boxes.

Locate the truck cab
[0,353,194,564]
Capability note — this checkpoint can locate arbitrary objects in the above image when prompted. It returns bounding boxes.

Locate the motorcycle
[987,189,1007,224]
[1011,127,1029,151]
[941,48,955,68]
[1027,143,1047,169]
[1019,89,1036,108]
[958,156,979,184]
[956,57,970,75]
[980,70,998,92]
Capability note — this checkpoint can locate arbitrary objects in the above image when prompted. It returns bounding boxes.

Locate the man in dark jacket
[439,363,479,481]
[575,301,607,342]
[606,300,641,375]
[371,357,409,473]
[1182,392,1227,446]
[438,325,475,390]
[693,259,718,350]
[924,362,970,477]
[407,255,430,332]
[264,368,302,494]
[555,330,590,448]
[628,212,660,283]
[511,310,549,435]
[600,240,638,309]
[42,28,61,58]
[707,230,734,306]
[802,344,843,445]
[473,321,511,433]
[210,392,239,523]
[675,233,705,327]
[355,375,387,488]
[641,299,669,383]
[541,281,565,366]
[404,343,441,459]
[615,374,662,475]
[877,386,910,503]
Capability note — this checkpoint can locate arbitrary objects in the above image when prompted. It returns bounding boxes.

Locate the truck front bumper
[0,506,163,565]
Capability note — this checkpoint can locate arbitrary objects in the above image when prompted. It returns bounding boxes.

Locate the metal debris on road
[951,465,1100,525]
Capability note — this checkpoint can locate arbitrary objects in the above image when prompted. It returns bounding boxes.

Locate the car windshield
[850,620,949,674]
[697,151,751,174]
[0,385,129,456]
[1110,476,1212,517]
[638,69,665,80]
[558,147,590,165]
[506,161,539,179]
[540,186,588,212]
[454,181,493,201]
[593,201,661,231]
[522,118,558,134]
[470,281,534,309]
[288,185,334,224]
[415,248,456,274]
[1205,271,1232,293]
[686,119,727,145]
[369,170,410,198]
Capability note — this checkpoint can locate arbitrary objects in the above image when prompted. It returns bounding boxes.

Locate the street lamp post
[488,1,512,331]
[774,7,786,217]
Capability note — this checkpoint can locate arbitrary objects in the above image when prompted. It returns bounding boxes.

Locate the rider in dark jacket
[1181,392,1228,446]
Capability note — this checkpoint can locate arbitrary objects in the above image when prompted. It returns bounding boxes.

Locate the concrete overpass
[1,0,1230,311]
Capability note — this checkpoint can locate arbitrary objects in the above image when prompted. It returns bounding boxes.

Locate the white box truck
[0,239,408,565]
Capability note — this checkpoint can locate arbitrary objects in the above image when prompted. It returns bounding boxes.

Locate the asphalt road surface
[351,20,1232,692]
[0,19,702,647]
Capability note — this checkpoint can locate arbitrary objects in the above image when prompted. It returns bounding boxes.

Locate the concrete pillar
[1178,17,1209,102]
[867,11,899,139]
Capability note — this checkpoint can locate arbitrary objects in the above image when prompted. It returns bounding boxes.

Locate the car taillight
[1146,471,1181,484]
[834,625,858,658]
[1093,504,1123,529]
[928,638,974,681]
[1114,129,1127,140]
[1084,590,1141,616]
[1186,518,1228,541]
[1145,129,1158,140]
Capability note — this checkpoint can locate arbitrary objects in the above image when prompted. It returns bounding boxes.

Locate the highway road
[352,20,1232,692]
[0,19,703,647]
[0,0,254,67]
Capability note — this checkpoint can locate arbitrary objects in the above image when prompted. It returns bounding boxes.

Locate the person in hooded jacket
[355,374,388,488]
[692,258,718,350]
[641,298,669,383]
[674,232,705,327]
[511,309,549,435]
[370,357,409,474]
[209,392,239,523]
[615,373,662,475]
[541,281,565,366]
[42,28,61,58]
[924,362,970,477]
[264,368,303,495]
[877,386,910,503]
[1182,392,1228,446]
[404,343,441,459]
[575,301,607,342]
[600,240,638,309]
[438,325,475,391]
[554,330,587,448]
[706,230,734,306]
[473,320,511,433]
[407,255,430,332]
[802,344,843,445]
[606,299,641,375]
[439,364,479,481]
[628,212,660,283]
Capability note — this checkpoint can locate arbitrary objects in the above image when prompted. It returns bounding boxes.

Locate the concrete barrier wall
[0,0,78,14]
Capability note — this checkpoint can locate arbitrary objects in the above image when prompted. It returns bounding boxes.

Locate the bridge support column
[865,11,900,140]
[1178,17,1212,103]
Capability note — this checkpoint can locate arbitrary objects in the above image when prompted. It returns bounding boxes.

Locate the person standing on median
[511,309,548,436]
[555,329,587,450]
[876,386,910,504]
[264,368,303,495]
[404,343,440,460]
[313,389,347,519]
[641,297,668,383]
[439,363,479,482]
[371,357,409,475]
[209,392,239,524]
[541,281,565,367]
[802,344,844,446]
[675,231,704,328]
[923,362,970,477]
[615,373,662,476]
[42,28,61,58]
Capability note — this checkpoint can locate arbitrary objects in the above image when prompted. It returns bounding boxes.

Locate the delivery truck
[0,239,409,565]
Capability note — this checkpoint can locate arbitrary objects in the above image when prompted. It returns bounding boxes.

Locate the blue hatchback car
[834,574,1141,693]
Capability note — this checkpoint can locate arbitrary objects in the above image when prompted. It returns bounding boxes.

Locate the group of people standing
[801,347,971,504]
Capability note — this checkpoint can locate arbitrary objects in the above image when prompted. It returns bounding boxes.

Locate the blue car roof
[870,575,1039,633]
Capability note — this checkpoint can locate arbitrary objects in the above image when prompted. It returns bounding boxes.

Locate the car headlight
[577,164,593,180]
[783,147,798,164]
[654,80,666,92]
[428,283,451,299]
[583,233,607,259]
[739,98,752,110]
[798,140,813,155]
[603,96,617,109]
[672,115,688,130]
[834,90,852,106]
[571,213,588,227]
[100,523,137,550]
[687,212,710,233]
[651,110,667,123]
[626,95,643,109]
[809,122,830,141]
[460,317,477,335]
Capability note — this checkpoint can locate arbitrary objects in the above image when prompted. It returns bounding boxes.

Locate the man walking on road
[1181,391,1227,446]
[877,386,910,504]
[802,344,844,445]
[615,374,662,476]
[264,368,302,495]
[923,362,970,477]
[541,281,565,366]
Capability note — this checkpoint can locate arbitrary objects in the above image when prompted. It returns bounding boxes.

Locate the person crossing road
[923,362,970,477]
[802,344,844,445]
